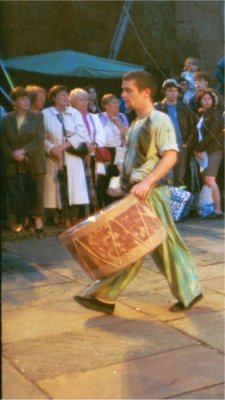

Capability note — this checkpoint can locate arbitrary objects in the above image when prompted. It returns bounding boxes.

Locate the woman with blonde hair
[69,88,106,211]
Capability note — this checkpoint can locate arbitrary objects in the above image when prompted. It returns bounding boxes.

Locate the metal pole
[0,59,14,89]
[0,86,11,102]
[108,0,133,60]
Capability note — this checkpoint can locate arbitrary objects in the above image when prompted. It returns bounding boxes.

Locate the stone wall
[1,1,223,80]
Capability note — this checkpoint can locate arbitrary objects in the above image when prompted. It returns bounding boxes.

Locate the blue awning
[3,50,144,78]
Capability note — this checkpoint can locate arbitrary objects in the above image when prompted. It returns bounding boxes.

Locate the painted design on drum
[113,203,163,242]
[60,194,167,280]
[72,203,165,279]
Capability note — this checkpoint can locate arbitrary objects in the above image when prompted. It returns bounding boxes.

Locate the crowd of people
[1,56,224,235]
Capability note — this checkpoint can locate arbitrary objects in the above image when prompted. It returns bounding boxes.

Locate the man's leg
[148,186,202,307]
[75,186,202,312]
[75,258,143,313]
[83,257,143,301]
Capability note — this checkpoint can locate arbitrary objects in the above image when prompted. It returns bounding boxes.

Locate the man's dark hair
[48,85,68,105]
[10,87,28,101]
[194,71,210,82]
[123,70,157,98]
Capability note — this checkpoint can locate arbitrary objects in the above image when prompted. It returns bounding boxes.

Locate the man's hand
[131,177,154,201]
[130,150,177,201]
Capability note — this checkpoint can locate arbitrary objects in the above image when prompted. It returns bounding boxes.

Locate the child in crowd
[181,57,199,103]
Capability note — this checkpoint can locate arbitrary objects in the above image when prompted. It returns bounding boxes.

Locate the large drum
[59,194,167,280]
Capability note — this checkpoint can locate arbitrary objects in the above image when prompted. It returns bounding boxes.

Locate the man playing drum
[75,70,203,314]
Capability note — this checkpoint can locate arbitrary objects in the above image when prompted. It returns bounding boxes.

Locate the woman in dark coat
[1,87,46,232]
[191,89,224,217]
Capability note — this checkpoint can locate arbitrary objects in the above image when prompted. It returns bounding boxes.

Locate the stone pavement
[2,218,224,399]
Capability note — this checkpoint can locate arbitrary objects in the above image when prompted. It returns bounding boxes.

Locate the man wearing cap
[155,79,195,187]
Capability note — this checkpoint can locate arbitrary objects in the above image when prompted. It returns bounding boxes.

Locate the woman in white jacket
[69,88,106,211]
[42,85,92,227]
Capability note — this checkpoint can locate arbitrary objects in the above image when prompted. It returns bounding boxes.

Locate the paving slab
[197,263,224,280]
[2,218,224,399]
[1,252,42,274]
[2,358,49,399]
[169,310,225,353]
[37,346,224,399]
[3,305,198,381]
[2,295,93,343]
[190,249,224,266]
[2,265,70,292]
[172,383,225,399]
[201,277,225,294]
[3,236,70,265]
[121,290,225,322]
[2,293,193,343]
[177,219,224,236]
[2,281,80,311]
[42,260,96,287]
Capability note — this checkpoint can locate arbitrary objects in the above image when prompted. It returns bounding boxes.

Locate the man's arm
[131,150,177,201]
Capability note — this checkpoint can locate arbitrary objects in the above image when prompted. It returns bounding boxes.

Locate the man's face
[121,79,150,110]
[195,78,208,91]
[164,87,179,103]
[13,96,30,112]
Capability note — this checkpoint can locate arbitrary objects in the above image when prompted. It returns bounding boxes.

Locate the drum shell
[59,194,167,280]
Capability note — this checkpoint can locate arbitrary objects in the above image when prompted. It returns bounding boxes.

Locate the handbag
[106,176,125,197]
[95,146,111,163]
[169,186,196,222]
[88,113,111,163]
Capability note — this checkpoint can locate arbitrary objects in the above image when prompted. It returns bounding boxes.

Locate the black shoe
[74,295,115,314]
[202,212,224,220]
[170,293,203,312]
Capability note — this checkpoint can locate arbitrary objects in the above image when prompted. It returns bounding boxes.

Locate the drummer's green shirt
[123,110,179,185]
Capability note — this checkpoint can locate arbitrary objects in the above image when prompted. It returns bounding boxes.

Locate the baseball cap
[162,79,181,89]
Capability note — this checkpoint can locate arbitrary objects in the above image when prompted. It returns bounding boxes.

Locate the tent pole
[0,59,14,89]
[0,87,11,103]
[108,0,133,60]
